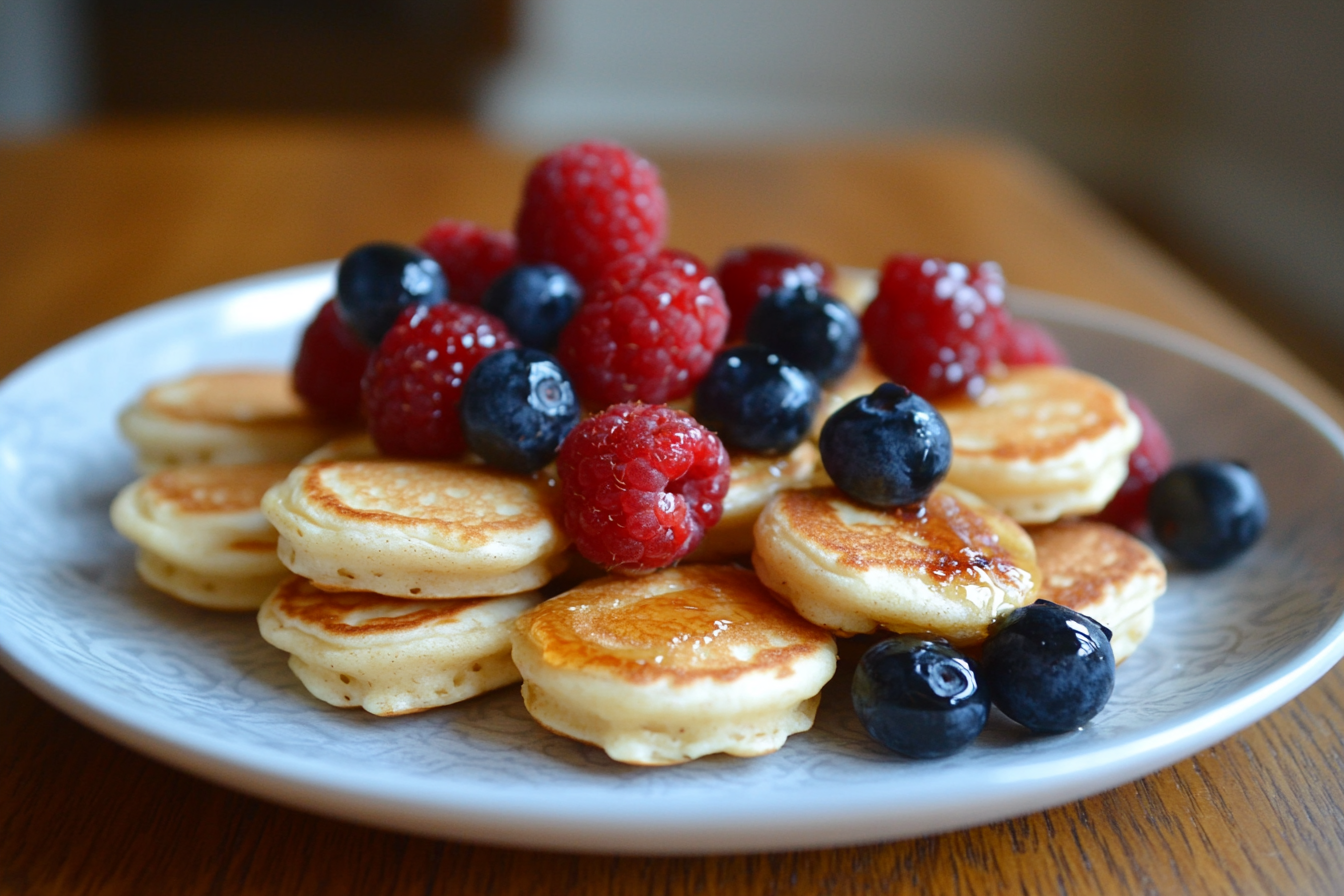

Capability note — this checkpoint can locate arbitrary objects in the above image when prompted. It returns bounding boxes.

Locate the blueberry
[744,284,861,385]
[981,600,1115,734]
[459,349,580,473]
[1147,460,1268,569]
[336,242,448,347]
[693,345,821,455]
[818,383,952,506]
[852,636,990,759]
[481,264,583,351]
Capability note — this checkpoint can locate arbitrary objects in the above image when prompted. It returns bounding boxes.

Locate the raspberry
[715,245,834,340]
[557,403,730,571]
[1002,319,1069,366]
[556,250,729,407]
[292,298,371,423]
[362,302,518,457]
[1091,394,1173,532]
[418,219,517,306]
[861,254,1010,399]
[515,141,668,288]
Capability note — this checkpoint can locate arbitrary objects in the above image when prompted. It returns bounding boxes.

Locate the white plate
[3,263,1344,855]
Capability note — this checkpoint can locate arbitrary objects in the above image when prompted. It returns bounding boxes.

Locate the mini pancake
[136,551,289,611]
[259,576,541,715]
[688,441,822,561]
[752,484,1038,646]
[1027,519,1166,663]
[511,565,837,766]
[262,458,570,598]
[934,365,1141,524]
[111,462,292,610]
[809,348,889,441]
[119,369,341,471]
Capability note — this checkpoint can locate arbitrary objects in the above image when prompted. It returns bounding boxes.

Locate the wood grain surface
[3,120,1343,895]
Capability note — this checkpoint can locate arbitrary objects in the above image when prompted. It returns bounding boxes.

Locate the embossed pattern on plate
[2,264,1343,853]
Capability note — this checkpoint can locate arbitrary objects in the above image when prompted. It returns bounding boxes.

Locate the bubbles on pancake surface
[818,383,953,507]
[852,636,989,758]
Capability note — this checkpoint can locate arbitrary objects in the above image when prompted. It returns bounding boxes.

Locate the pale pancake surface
[512,565,837,766]
[689,441,821,561]
[264,458,569,597]
[119,369,338,469]
[934,365,1141,524]
[753,484,1038,645]
[259,576,540,715]
[135,550,285,611]
[1028,519,1166,662]
[111,462,292,609]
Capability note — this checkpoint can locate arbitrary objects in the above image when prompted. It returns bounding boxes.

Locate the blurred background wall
[2,0,1341,383]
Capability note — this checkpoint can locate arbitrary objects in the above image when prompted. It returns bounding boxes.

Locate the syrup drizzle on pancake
[519,566,831,684]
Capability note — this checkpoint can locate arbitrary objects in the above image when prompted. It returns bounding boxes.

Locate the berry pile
[284,139,1269,761]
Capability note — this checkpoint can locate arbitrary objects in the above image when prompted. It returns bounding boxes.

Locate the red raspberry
[515,141,668,288]
[293,298,371,423]
[556,250,729,407]
[861,254,1011,399]
[557,403,730,571]
[417,219,517,306]
[362,302,518,457]
[1002,318,1070,366]
[715,245,835,340]
[1091,394,1173,532]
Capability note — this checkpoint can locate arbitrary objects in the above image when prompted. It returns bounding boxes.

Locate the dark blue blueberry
[818,383,952,506]
[459,349,580,474]
[481,264,583,351]
[336,242,447,347]
[852,636,990,759]
[1147,460,1268,569]
[693,345,821,455]
[981,600,1115,734]
[744,284,861,386]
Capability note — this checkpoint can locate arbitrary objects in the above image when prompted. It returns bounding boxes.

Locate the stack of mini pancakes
[111,294,1167,765]
[112,370,338,610]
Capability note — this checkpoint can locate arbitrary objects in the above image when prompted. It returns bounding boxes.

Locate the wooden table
[3,120,1343,894]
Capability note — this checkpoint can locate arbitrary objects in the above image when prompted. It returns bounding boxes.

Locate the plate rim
[3,264,1344,854]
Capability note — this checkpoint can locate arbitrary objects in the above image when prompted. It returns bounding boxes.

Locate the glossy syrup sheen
[776,486,1038,611]
[518,565,832,684]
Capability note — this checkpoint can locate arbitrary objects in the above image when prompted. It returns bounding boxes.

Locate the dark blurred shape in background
[93,0,511,115]
[0,0,1341,389]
